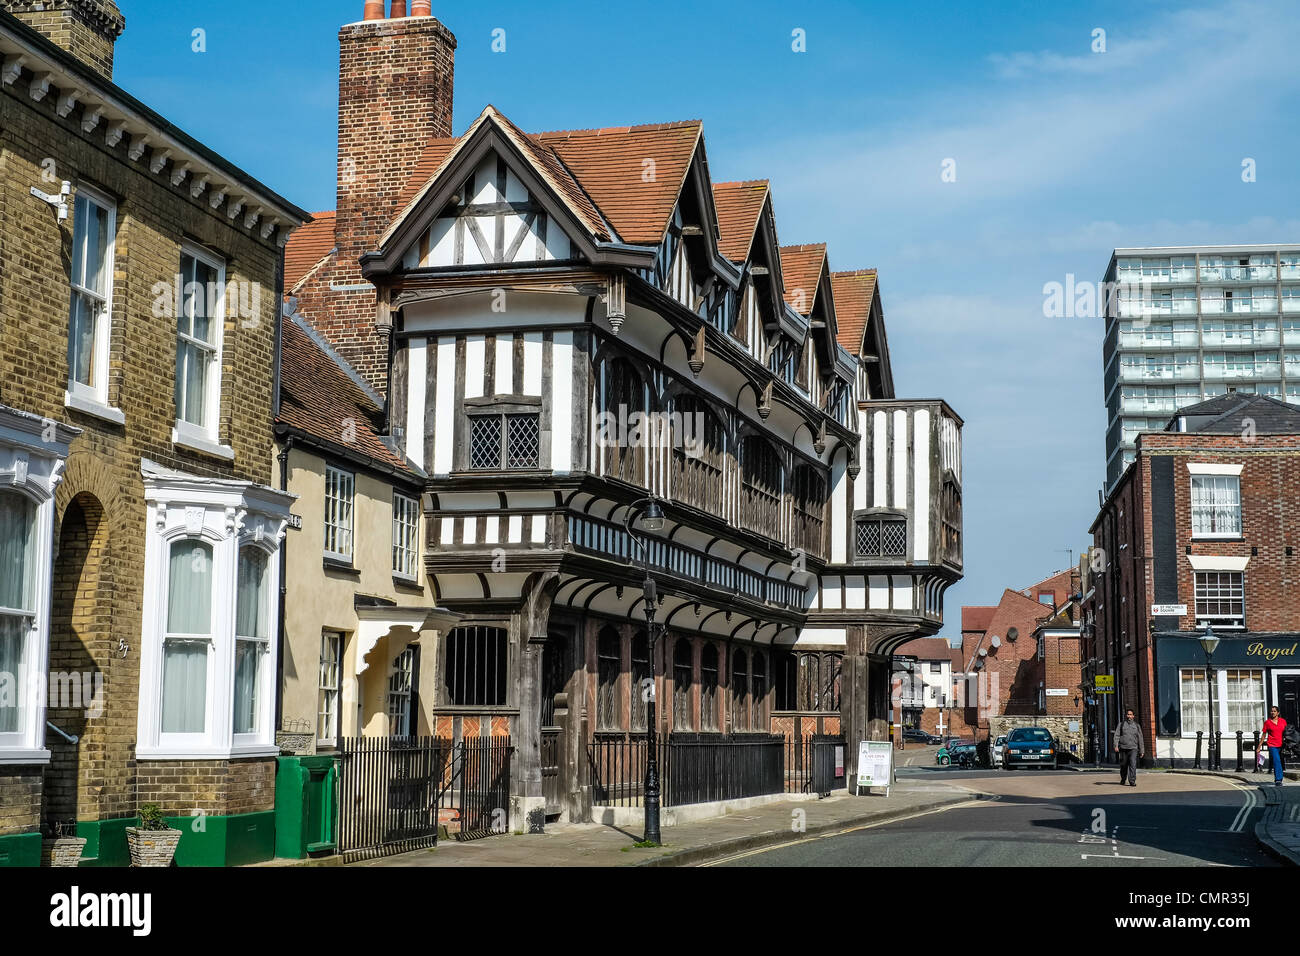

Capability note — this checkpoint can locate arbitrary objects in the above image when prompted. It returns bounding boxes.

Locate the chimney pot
[363,0,385,19]
[412,0,432,14]
[390,0,407,16]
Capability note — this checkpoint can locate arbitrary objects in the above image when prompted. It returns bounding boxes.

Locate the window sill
[172,425,234,461]
[323,556,361,577]
[0,748,51,766]
[137,745,277,760]
[1191,535,1244,542]
[64,391,125,426]
[393,574,424,592]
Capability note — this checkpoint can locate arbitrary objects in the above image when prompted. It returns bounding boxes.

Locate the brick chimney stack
[317,0,455,391]
[2,0,125,80]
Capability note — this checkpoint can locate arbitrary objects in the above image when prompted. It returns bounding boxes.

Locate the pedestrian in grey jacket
[1115,709,1144,787]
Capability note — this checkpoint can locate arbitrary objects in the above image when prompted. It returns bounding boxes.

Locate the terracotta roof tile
[779,243,826,315]
[712,180,768,261]
[535,120,701,246]
[283,211,336,290]
[278,317,412,474]
[961,606,997,633]
[830,269,877,352]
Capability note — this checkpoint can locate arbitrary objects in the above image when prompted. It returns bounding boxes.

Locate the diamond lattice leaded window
[506,414,539,469]
[470,416,502,470]
[855,515,907,558]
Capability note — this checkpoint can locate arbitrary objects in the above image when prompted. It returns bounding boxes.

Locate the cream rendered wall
[275,444,439,749]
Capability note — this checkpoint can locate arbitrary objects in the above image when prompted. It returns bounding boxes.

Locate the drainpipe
[274,428,294,734]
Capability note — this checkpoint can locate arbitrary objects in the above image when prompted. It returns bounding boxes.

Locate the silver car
[992,735,1007,767]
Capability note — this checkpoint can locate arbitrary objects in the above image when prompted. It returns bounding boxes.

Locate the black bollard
[1236,731,1244,773]
[1195,731,1203,769]
[1214,731,1223,771]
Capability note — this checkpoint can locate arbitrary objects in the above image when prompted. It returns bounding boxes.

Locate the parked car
[903,728,942,745]
[951,743,980,768]
[1002,727,1058,770]
[936,740,975,766]
[992,735,1008,767]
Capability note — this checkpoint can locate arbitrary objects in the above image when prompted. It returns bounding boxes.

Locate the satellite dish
[978,647,987,657]
[990,635,1001,649]
[1007,627,1019,642]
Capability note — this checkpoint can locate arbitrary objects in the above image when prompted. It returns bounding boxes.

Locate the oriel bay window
[599,357,648,484]
[792,464,827,559]
[740,435,783,541]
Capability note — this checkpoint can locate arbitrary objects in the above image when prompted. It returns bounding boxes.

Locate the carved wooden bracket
[758,380,773,420]
[688,325,706,378]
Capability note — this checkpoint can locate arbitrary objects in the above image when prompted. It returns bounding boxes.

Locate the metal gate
[454,736,513,838]
[336,736,451,863]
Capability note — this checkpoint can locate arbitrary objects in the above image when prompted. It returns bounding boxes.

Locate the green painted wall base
[166,810,276,867]
[76,817,137,868]
[2,812,275,867]
[0,831,41,867]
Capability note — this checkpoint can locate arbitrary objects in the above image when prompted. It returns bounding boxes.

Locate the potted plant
[126,804,181,867]
[40,820,86,868]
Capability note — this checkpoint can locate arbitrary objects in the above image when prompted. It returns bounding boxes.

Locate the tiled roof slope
[829,269,877,352]
[284,211,336,290]
[712,180,768,261]
[278,316,412,473]
[780,244,826,315]
[1170,393,1300,434]
[391,114,702,249]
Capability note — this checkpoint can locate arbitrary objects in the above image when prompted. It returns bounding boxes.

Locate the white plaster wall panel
[433,337,457,475]
[522,332,543,395]
[913,408,930,562]
[406,338,427,470]
[464,334,485,399]
[495,334,515,395]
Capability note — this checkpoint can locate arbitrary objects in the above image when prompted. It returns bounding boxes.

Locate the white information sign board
[856,740,893,796]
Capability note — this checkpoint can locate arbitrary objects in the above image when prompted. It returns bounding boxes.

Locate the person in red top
[1262,706,1287,786]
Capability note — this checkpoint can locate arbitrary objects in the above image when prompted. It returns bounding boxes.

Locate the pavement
[331,745,1300,868]
[349,775,988,868]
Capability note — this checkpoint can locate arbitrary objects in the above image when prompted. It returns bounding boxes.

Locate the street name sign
[856,740,893,796]
[1045,688,1068,697]
[1151,604,1187,616]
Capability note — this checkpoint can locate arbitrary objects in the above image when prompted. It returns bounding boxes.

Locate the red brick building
[1087,393,1300,766]
[954,569,1086,754]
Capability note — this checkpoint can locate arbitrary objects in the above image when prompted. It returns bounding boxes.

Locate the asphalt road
[712,760,1277,867]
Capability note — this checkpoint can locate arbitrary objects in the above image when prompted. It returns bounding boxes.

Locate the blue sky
[113,0,1300,631]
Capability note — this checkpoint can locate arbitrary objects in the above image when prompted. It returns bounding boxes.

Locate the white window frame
[233,543,274,745]
[387,647,415,737]
[159,536,217,744]
[1193,570,1246,629]
[1179,666,1266,737]
[324,465,355,563]
[392,491,420,581]
[64,185,123,423]
[0,411,74,764]
[136,467,290,760]
[171,244,232,459]
[318,630,342,746]
[1190,474,1242,538]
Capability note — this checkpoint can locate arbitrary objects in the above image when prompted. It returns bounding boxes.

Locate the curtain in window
[0,493,34,612]
[167,541,212,634]
[236,548,268,640]
[1225,669,1265,735]
[162,640,208,733]
[1180,669,1209,736]
[0,615,25,734]
[163,541,212,734]
[233,642,259,735]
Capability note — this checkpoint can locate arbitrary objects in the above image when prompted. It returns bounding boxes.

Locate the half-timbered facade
[287,2,963,817]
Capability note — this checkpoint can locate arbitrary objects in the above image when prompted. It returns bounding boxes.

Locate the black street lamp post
[1200,625,1220,772]
[625,495,665,846]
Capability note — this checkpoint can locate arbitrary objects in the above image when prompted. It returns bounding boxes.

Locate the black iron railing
[783,734,846,795]
[589,732,785,808]
[337,735,453,862]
